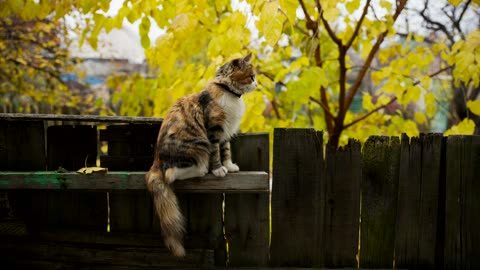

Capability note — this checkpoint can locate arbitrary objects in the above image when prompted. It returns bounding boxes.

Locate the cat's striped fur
[145,54,256,257]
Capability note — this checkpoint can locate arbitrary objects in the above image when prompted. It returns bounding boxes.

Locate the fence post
[321,139,361,267]
[359,136,400,268]
[270,128,324,266]
[225,133,270,266]
[394,134,444,269]
[444,136,480,269]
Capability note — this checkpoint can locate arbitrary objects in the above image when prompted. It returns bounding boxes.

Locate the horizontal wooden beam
[0,171,269,193]
[0,113,163,124]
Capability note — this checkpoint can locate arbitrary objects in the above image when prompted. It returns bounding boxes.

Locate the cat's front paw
[212,166,228,177]
[223,160,239,172]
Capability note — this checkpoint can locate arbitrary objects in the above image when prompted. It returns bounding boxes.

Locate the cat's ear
[242,53,253,64]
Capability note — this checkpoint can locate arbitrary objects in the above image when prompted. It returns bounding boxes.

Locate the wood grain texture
[47,125,97,170]
[0,120,45,171]
[270,128,324,267]
[225,133,270,266]
[359,136,400,268]
[0,171,269,192]
[444,136,480,270]
[0,121,46,228]
[102,124,158,233]
[1,239,213,268]
[319,139,361,267]
[395,134,443,270]
[45,125,106,230]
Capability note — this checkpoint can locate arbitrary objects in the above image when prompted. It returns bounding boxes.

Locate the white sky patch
[232,0,260,42]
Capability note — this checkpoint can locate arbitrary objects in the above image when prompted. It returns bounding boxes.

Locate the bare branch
[309,96,335,120]
[319,11,342,46]
[343,97,397,130]
[343,0,407,114]
[419,0,455,44]
[298,0,313,23]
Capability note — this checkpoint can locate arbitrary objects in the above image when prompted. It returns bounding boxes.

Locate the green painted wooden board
[0,171,269,192]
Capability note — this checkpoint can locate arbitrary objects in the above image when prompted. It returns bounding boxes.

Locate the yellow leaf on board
[467,100,480,116]
[77,167,108,174]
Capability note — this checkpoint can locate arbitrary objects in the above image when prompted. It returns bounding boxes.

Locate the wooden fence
[0,114,479,269]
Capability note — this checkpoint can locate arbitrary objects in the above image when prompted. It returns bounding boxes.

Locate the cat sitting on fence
[145,54,256,257]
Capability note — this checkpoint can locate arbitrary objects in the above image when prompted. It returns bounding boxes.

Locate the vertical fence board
[360,136,400,268]
[0,120,45,170]
[47,125,97,170]
[225,133,269,266]
[1,121,46,228]
[182,193,226,266]
[321,139,361,267]
[395,134,443,269]
[270,128,323,266]
[445,136,480,270]
[45,125,106,230]
[105,124,157,233]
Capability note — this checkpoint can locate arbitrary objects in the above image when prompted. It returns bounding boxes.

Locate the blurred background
[0,0,479,146]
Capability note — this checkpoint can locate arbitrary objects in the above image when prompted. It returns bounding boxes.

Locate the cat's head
[215,54,257,94]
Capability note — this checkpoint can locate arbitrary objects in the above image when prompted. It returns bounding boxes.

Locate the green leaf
[139,16,151,48]
[257,1,283,46]
[323,7,340,21]
[346,0,360,14]
[279,0,297,23]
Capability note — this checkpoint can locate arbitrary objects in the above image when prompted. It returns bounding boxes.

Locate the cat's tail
[145,163,186,257]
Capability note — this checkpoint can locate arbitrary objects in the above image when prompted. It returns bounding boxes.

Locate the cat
[145,54,256,257]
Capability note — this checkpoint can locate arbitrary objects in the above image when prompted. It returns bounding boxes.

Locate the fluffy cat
[145,54,256,257]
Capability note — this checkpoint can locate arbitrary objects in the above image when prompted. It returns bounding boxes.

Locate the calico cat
[145,54,256,257]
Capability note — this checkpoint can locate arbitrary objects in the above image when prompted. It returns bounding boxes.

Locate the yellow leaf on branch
[467,100,480,116]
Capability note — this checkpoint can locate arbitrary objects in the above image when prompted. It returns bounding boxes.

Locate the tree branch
[343,0,407,114]
[319,10,342,46]
[309,96,335,120]
[346,0,372,49]
[419,0,455,44]
[343,65,453,130]
[298,0,313,23]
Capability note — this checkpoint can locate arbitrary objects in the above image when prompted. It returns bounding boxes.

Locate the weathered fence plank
[102,124,159,234]
[359,136,400,268]
[0,120,45,171]
[225,133,270,266]
[395,134,444,269]
[320,139,361,267]
[100,124,160,171]
[47,125,97,170]
[45,125,106,230]
[0,171,269,191]
[0,121,46,231]
[271,128,324,266]
[1,239,213,268]
[445,136,480,270]
[178,194,226,266]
